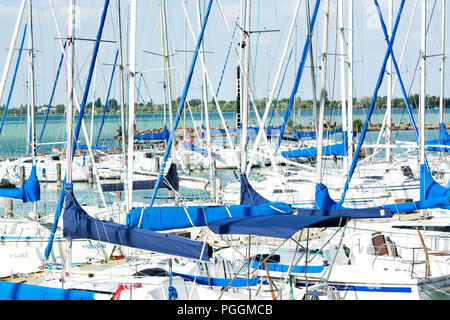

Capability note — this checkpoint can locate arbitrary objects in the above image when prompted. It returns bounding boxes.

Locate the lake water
[1,108,447,157]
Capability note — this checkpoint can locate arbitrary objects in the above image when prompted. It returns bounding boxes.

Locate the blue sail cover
[240,174,270,205]
[315,181,450,213]
[63,189,210,261]
[127,202,292,231]
[0,166,40,202]
[134,127,169,141]
[293,127,342,139]
[208,214,353,239]
[101,163,179,192]
[426,123,450,152]
[314,183,346,210]
[0,281,95,300]
[281,132,348,158]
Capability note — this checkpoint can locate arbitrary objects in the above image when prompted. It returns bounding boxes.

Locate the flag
[52,146,61,154]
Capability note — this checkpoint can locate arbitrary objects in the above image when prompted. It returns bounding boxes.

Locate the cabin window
[252,254,280,264]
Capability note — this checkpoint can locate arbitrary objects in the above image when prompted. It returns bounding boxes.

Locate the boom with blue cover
[293,127,343,139]
[134,127,169,141]
[63,189,210,261]
[207,211,388,239]
[0,166,40,202]
[127,202,292,232]
[315,181,450,213]
[281,132,348,158]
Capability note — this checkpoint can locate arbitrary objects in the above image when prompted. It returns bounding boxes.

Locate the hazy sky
[0,0,447,110]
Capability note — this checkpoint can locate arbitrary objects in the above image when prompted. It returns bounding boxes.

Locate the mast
[28,0,37,218]
[316,0,329,184]
[337,0,347,172]
[161,0,173,132]
[245,0,302,176]
[116,0,128,216]
[64,0,75,279]
[439,0,445,125]
[240,0,251,174]
[386,0,393,162]
[127,0,136,210]
[347,0,353,171]
[306,0,318,136]
[196,0,215,201]
[419,0,426,166]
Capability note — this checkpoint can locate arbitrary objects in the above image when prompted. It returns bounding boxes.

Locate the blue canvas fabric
[134,127,169,141]
[281,132,348,158]
[383,197,450,213]
[315,180,450,213]
[295,207,391,220]
[101,163,179,192]
[0,166,40,202]
[208,205,391,239]
[0,281,95,300]
[314,183,346,210]
[293,127,342,139]
[208,214,349,239]
[127,202,292,231]
[63,189,210,261]
[239,174,270,205]
[420,163,450,202]
[426,123,450,152]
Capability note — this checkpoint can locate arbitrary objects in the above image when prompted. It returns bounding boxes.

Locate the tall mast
[240,0,251,174]
[196,0,215,201]
[64,0,75,279]
[337,0,347,172]
[439,0,445,125]
[28,0,37,218]
[116,0,128,216]
[306,0,318,135]
[347,0,353,171]
[161,0,173,132]
[127,0,136,210]
[316,0,329,184]
[419,0,426,166]
[386,0,393,162]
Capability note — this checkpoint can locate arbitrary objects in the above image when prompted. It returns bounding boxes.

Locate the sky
[0,0,448,110]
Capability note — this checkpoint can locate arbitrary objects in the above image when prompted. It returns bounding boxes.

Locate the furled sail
[63,189,210,261]
[127,202,292,232]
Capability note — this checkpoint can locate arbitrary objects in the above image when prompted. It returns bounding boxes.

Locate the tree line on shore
[1,94,447,116]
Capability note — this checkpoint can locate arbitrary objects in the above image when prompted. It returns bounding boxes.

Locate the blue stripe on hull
[296,282,412,293]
